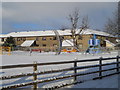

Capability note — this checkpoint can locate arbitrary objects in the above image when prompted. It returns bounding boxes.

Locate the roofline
[0,29,116,38]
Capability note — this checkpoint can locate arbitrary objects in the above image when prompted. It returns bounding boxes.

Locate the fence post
[116,55,119,73]
[8,47,11,55]
[99,57,102,79]
[74,58,77,82]
[33,61,37,89]
[30,48,32,56]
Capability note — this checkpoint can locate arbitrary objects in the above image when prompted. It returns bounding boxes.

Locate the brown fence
[0,56,120,89]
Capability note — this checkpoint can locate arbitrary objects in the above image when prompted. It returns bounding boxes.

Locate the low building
[0,29,117,52]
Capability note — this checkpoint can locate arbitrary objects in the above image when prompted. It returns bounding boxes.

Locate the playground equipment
[30,48,42,53]
[61,49,77,53]
[53,30,62,55]
[87,34,101,54]
[0,46,11,55]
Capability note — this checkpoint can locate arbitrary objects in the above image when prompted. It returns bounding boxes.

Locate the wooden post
[99,57,102,79]
[74,58,77,82]
[0,47,2,55]
[33,61,37,89]
[116,55,119,73]
[8,47,11,55]
[30,48,32,56]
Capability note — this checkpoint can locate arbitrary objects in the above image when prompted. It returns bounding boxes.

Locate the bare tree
[77,15,90,35]
[60,25,69,31]
[68,9,89,51]
[68,9,79,49]
[54,9,89,55]
[81,15,89,29]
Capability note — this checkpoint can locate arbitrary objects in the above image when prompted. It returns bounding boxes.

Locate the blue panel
[88,40,90,44]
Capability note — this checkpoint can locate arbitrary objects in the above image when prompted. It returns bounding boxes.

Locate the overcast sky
[1,2,118,34]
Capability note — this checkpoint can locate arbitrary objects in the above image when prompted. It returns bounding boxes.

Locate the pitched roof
[0,34,9,38]
[21,40,35,47]
[0,29,114,38]
[105,40,116,46]
[80,29,112,36]
[62,39,74,47]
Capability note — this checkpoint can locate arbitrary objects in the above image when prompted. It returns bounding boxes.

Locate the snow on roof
[0,29,72,37]
[116,39,120,42]
[21,40,35,47]
[62,39,74,47]
[7,30,55,37]
[105,40,115,46]
[0,34,9,38]
[79,29,113,37]
[0,29,114,38]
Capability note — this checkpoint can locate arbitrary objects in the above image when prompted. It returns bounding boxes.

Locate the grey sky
[2,0,119,2]
[2,2,118,34]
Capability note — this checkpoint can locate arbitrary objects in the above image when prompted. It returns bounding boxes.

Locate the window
[70,35,72,37]
[36,37,39,41]
[42,37,46,40]
[78,36,82,40]
[53,44,57,47]
[42,44,46,47]
[17,38,23,41]
[23,38,26,41]
[17,38,21,41]
[67,48,72,50]
[50,38,52,40]
[79,44,83,48]
[20,38,23,40]
[1,38,4,42]
[106,37,108,40]
[53,37,57,40]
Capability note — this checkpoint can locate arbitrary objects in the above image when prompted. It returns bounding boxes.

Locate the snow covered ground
[0,51,119,88]
[1,51,119,65]
[65,75,118,88]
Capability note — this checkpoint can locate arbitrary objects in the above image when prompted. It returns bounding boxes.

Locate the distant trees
[81,15,89,29]
[2,36,16,47]
[104,10,119,36]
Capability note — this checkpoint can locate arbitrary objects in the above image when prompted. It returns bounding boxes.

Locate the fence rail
[1,56,120,89]
[0,57,118,69]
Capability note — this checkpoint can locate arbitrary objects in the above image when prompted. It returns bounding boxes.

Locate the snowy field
[1,51,119,65]
[65,75,118,88]
[0,51,119,88]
